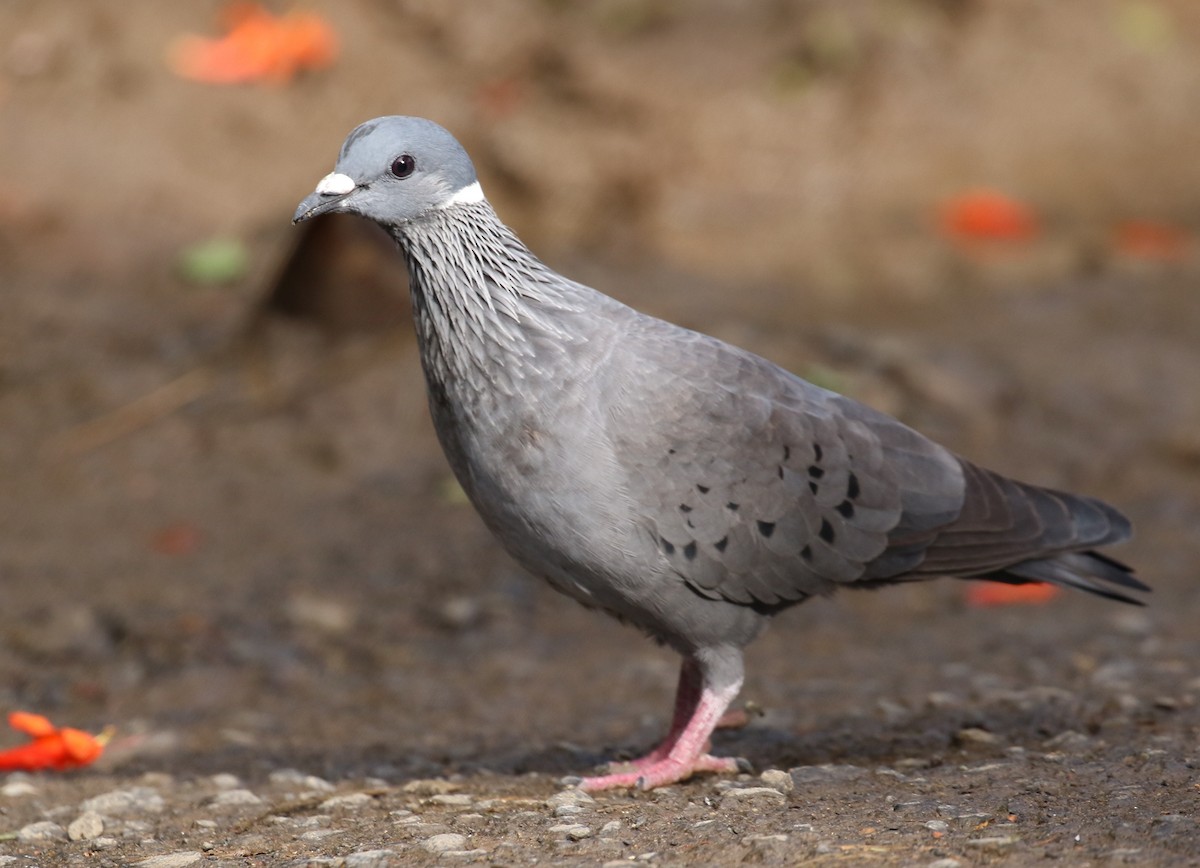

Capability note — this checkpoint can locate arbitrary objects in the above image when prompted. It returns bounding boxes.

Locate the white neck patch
[315,172,356,196]
[441,181,485,208]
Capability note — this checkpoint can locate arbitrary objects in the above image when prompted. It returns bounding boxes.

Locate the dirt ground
[2,2,1199,866]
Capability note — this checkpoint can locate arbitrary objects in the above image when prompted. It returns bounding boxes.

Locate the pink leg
[581,653,745,791]
[618,658,703,771]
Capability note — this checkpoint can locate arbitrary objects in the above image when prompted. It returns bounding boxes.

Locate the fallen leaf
[179,238,250,285]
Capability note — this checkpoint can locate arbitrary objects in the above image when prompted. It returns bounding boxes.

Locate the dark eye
[390,154,416,179]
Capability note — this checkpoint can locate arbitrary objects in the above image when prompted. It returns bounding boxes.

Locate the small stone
[599,820,623,836]
[210,788,263,807]
[759,769,794,793]
[286,593,355,634]
[269,769,334,792]
[966,835,1019,850]
[320,792,375,810]
[549,823,593,840]
[955,727,999,746]
[927,860,962,868]
[745,833,788,855]
[1043,730,1090,750]
[210,773,242,789]
[18,820,66,842]
[789,764,866,783]
[1,779,36,798]
[428,793,473,807]
[82,786,166,815]
[422,832,468,853]
[132,853,203,868]
[924,820,949,833]
[554,804,585,817]
[344,850,400,867]
[436,595,484,630]
[68,811,105,841]
[546,789,596,811]
[719,786,787,807]
[403,778,459,796]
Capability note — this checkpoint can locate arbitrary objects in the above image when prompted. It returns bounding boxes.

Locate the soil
[1,2,1198,866]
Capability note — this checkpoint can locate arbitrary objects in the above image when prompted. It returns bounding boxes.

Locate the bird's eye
[390,154,416,179]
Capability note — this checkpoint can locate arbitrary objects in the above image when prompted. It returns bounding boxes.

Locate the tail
[985,550,1148,605]
[909,459,1148,604]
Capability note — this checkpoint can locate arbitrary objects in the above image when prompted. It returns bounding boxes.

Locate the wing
[604,323,966,606]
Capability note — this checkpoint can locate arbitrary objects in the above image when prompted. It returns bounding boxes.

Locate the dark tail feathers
[985,550,1149,605]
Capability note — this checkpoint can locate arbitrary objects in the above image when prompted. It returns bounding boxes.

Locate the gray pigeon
[294,117,1145,791]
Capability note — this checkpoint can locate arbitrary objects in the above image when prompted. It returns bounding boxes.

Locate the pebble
[320,792,375,810]
[343,850,400,867]
[428,793,473,807]
[0,779,37,798]
[422,832,468,853]
[719,786,787,807]
[18,820,66,842]
[599,820,622,836]
[403,778,459,796]
[209,773,242,789]
[924,820,949,833]
[789,764,866,783]
[68,811,105,841]
[955,727,999,746]
[966,835,1019,850]
[546,789,596,811]
[269,769,335,792]
[745,833,789,855]
[927,860,962,868]
[82,786,166,815]
[132,853,203,868]
[759,768,794,793]
[210,788,263,807]
[553,804,585,817]
[549,823,593,840]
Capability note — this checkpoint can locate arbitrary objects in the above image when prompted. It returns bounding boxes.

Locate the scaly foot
[580,753,742,791]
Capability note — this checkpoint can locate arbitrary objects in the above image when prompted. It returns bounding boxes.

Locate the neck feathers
[392,202,593,395]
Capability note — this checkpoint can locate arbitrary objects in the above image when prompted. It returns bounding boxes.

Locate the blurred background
[1,0,1198,817]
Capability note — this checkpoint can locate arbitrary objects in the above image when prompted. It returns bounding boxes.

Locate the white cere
[315,172,356,196]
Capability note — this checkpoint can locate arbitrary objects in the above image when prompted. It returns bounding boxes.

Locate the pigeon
[294,117,1145,791]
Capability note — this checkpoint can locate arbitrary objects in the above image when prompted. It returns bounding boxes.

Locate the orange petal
[966,582,1061,607]
[169,3,337,85]
[939,189,1039,243]
[8,711,56,737]
[59,729,105,766]
[1112,220,1191,262]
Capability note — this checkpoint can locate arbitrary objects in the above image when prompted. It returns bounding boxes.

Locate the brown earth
[1,2,1198,866]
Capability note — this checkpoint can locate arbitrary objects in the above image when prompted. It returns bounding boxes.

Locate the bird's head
[293,116,482,226]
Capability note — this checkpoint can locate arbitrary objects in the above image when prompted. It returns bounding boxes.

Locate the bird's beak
[292,172,358,224]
